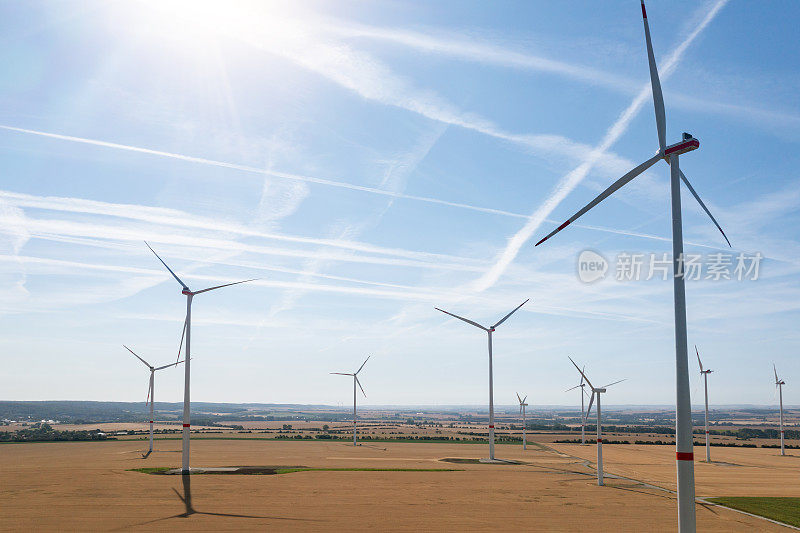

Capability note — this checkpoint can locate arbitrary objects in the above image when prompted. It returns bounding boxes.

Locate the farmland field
[0,439,789,531]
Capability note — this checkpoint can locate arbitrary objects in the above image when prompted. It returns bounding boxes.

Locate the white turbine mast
[696,346,713,462]
[123,345,183,456]
[774,363,787,456]
[536,3,731,529]
[566,365,588,445]
[517,393,529,451]
[331,356,370,446]
[435,299,529,461]
[145,241,255,473]
[569,357,624,487]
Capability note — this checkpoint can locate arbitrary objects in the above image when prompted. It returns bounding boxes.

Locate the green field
[708,497,800,527]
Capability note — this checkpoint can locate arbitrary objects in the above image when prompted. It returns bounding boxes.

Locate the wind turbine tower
[566,367,588,445]
[696,346,713,462]
[536,3,731,529]
[775,364,787,456]
[517,393,529,450]
[123,345,182,455]
[569,357,624,486]
[145,242,255,473]
[331,356,370,446]
[435,299,529,461]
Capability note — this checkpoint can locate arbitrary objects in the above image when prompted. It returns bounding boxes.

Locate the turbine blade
[523,395,527,404]
[356,376,366,398]
[585,392,595,419]
[330,372,353,376]
[516,392,522,404]
[535,154,661,246]
[491,298,530,329]
[679,170,731,247]
[434,307,487,331]
[193,278,257,295]
[602,379,626,388]
[124,345,152,369]
[155,360,182,371]
[696,346,703,372]
[568,356,594,391]
[144,241,189,291]
[145,380,152,406]
[580,366,585,386]
[641,0,666,153]
[355,356,371,375]
[565,384,582,392]
[774,363,779,383]
[176,315,187,365]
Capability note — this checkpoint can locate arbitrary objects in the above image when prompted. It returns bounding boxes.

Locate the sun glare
[130,0,311,53]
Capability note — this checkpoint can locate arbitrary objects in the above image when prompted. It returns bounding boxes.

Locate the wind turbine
[696,346,713,462]
[774,364,786,456]
[566,366,588,445]
[123,345,183,456]
[331,356,370,446]
[516,393,529,451]
[535,3,731,529]
[569,357,624,486]
[145,241,255,473]
[435,299,529,461]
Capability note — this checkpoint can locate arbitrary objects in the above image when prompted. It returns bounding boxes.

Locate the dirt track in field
[552,442,800,497]
[0,439,789,531]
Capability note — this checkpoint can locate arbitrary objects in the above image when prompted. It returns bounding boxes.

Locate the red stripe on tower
[597,439,603,443]
[488,425,494,429]
[676,452,694,461]
[182,424,190,428]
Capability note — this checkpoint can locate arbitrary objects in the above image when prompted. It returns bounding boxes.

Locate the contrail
[0,124,528,219]
[471,0,729,292]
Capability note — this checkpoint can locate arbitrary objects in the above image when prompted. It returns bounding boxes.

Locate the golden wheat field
[0,439,789,531]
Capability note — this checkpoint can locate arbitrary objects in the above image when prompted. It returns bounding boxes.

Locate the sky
[1,0,799,407]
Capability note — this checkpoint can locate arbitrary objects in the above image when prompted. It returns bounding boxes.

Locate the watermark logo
[575,251,763,282]
[577,250,608,283]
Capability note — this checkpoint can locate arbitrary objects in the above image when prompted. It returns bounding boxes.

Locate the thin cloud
[0,125,528,219]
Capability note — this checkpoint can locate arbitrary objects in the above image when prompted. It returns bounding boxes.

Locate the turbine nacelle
[663,135,699,160]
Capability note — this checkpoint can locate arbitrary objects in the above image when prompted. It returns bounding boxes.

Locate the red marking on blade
[557,220,571,231]
[641,3,647,18]
[676,452,694,461]
[534,236,548,246]
[182,424,190,428]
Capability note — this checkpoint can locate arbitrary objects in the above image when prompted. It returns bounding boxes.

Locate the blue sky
[1,0,799,407]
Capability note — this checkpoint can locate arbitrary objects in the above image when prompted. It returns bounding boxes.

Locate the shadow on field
[127,474,321,527]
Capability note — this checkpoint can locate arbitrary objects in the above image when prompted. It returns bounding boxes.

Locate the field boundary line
[696,498,800,531]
